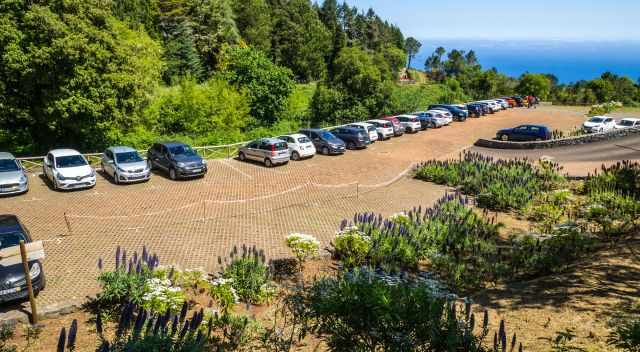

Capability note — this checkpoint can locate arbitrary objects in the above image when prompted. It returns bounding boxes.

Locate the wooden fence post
[19,241,38,324]
[64,212,72,235]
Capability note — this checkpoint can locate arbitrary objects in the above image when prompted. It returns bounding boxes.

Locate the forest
[1,0,639,155]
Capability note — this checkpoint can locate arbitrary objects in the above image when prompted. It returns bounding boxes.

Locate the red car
[381,116,405,137]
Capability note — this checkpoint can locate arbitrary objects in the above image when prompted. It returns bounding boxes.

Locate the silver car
[100,146,151,184]
[238,138,290,167]
[0,152,28,195]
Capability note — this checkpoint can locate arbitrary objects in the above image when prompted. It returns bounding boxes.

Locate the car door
[158,145,172,170]
[512,126,528,141]
[245,142,259,160]
[148,144,162,169]
[605,118,615,130]
[527,126,542,141]
[44,153,54,181]
[103,150,115,174]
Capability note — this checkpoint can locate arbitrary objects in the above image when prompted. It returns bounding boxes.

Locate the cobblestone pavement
[0,107,587,309]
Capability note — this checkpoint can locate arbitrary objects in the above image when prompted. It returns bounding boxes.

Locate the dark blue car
[0,215,46,303]
[466,104,484,118]
[428,104,468,121]
[497,125,552,141]
[329,127,371,150]
[147,142,208,180]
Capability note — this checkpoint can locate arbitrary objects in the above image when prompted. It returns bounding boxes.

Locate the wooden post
[63,212,72,235]
[19,240,38,324]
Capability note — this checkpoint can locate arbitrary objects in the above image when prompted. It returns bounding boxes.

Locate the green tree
[319,0,346,78]
[270,0,331,81]
[517,73,552,99]
[219,46,294,125]
[0,0,164,154]
[163,22,204,83]
[404,37,421,69]
[231,0,273,52]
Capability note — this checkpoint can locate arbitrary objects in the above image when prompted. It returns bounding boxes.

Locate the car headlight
[177,162,186,168]
[90,169,96,177]
[117,167,126,173]
[56,172,67,180]
[29,262,41,279]
[19,175,27,184]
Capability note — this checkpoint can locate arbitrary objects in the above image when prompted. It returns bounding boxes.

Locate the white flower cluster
[210,277,239,304]
[286,233,321,247]
[335,227,370,241]
[142,278,184,312]
[389,211,409,222]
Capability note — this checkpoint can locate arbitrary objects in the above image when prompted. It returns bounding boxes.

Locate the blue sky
[343,0,640,41]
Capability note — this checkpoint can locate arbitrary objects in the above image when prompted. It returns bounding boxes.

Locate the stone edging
[0,299,83,325]
[474,127,640,150]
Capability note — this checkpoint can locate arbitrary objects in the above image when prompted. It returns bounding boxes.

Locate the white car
[348,122,378,142]
[396,115,422,133]
[615,118,640,129]
[583,116,616,133]
[277,133,316,160]
[495,99,509,109]
[427,110,453,125]
[479,100,501,112]
[367,119,395,140]
[43,149,96,191]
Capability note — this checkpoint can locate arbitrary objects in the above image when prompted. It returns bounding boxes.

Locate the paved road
[469,134,640,176]
[0,107,587,310]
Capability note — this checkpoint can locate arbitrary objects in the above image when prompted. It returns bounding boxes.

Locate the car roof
[367,119,390,124]
[258,138,286,144]
[522,124,548,129]
[107,146,137,154]
[620,118,640,122]
[0,215,23,235]
[349,122,373,127]
[159,141,188,148]
[0,152,15,160]
[279,133,307,139]
[49,149,82,157]
[396,114,418,119]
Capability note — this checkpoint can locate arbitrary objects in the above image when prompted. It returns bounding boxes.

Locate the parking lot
[0,107,587,309]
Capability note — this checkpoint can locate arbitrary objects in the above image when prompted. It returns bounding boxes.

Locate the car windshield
[320,131,338,141]
[169,145,196,156]
[0,159,20,172]
[56,155,87,168]
[367,126,375,132]
[297,136,311,143]
[0,231,27,250]
[619,120,635,126]
[588,117,604,123]
[116,152,143,164]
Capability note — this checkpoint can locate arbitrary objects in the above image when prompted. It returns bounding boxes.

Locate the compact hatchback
[348,123,379,142]
[101,146,150,184]
[380,116,405,137]
[147,142,207,180]
[277,134,316,160]
[43,149,96,191]
[497,125,552,141]
[0,153,28,196]
[367,120,395,140]
[330,127,370,149]
[299,129,346,155]
[396,115,422,133]
[238,138,290,167]
[0,215,46,303]
[615,118,640,129]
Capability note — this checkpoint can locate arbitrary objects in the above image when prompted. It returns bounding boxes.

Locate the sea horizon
[411,38,640,84]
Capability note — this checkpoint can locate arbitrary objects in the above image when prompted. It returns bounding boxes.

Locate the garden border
[474,127,640,150]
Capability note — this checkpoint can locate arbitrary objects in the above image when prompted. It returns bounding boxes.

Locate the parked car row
[0,96,521,194]
[583,116,640,133]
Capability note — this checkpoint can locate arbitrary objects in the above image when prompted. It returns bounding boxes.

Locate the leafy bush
[416,152,565,211]
[584,161,640,198]
[332,227,371,268]
[587,101,623,116]
[609,317,640,351]
[583,190,640,238]
[300,269,520,352]
[285,233,320,271]
[210,278,239,310]
[141,278,186,315]
[223,256,276,305]
[525,189,576,234]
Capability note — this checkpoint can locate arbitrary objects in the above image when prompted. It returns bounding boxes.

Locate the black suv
[466,104,484,118]
[299,129,346,155]
[329,127,371,150]
[147,142,207,180]
[428,104,468,121]
[0,215,45,303]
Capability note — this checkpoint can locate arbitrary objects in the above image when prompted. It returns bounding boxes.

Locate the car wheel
[53,178,59,191]
[113,172,119,184]
[147,159,154,171]
[169,168,177,180]
[239,152,246,161]
[500,134,509,141]
[322,147,329,155]
[265,158,273,167]
[291,151,300,161]
[347,142,355,150]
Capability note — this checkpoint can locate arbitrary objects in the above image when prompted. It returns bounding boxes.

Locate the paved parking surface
[0,107,588,308]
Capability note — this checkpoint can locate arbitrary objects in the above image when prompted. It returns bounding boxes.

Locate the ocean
[412,39,640,84]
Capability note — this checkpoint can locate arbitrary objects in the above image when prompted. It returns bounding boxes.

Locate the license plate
[0,287,20,295]
[191,168,201,173]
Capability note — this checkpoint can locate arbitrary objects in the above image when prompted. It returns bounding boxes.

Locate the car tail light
[271,144,276,156]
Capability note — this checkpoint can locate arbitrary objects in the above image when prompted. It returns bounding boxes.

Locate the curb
[0,299,83,325]
[474,127,640,150]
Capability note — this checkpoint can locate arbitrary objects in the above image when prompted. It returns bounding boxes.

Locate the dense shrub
[300,270,520,352]
[584,161,640,198]
[416,152,565,211]
[222,255,276,305]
